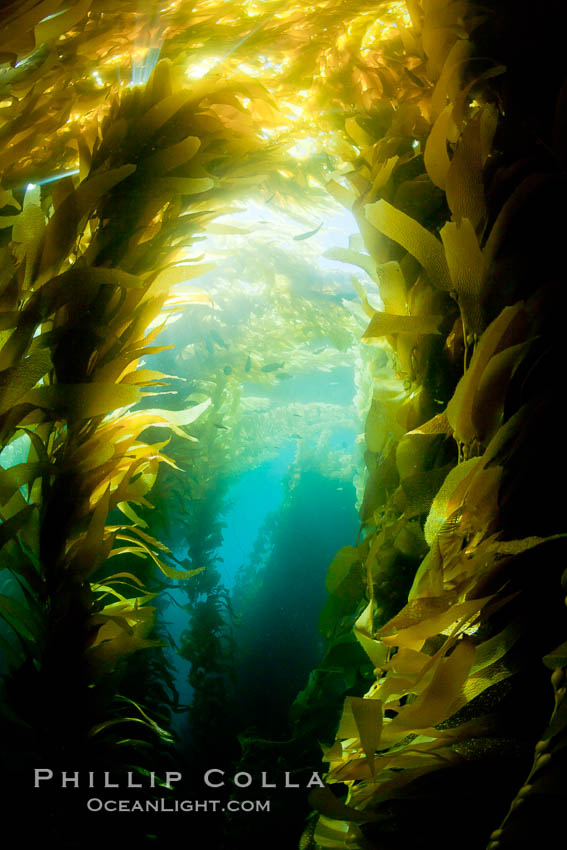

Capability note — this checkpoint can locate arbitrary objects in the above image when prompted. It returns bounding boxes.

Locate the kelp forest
[1,0,566,847]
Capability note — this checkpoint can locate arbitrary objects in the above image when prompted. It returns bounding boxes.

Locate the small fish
[205,337,214,355]
[261,362,284,373]
[291,433,302,439]
[275,372,292,380]
[293,222,323,241]
[214,423,229,430]
[245,355,252,372]
[223,365,232,375]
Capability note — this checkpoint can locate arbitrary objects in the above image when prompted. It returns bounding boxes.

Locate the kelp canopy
[1,0,567,848]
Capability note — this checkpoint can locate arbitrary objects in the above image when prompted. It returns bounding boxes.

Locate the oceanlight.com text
[86,798,271,813]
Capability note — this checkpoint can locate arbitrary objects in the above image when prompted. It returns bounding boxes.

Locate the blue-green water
[219,447,295,592]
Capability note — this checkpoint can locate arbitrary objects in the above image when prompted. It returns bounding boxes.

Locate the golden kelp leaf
[0,504,35,553]
[102,571,146,590]
[39,164,136,277]
[0,348,53,415]
[111,531,198,579]
[326,546,359,595]
[309,786,376,824]
[350,696,383,763]
[66,488,112,577]
[20,382,141,419]
[424,457,479,546]
[155,177,215,196]
[116,694,173,742]
[480,404,528,469]
[445,108,497,227]
[387,637,475,730]
[408,541,444,601]
[483,533,567,558]
[0,214,20,231]
[439,217,485,334]
[134,89,192,139]
[90,583,131,604]
[138,398,212,439]
[431,37,473,117]
[143,263,216,299]
[379,596,488,651]
[0,133,39,177]
[313,815,351,846]
[116,502,149,528]
[377,261,407,315]
[462,663,514,703]
[351,278,375,319]
[18,425,49,464]
[471,341,527,443]
[164,286,214,307]
[424,105,454,190]
[446,302,527,446]
[119,368,170,386]
[67,439,116,473]
[99,410,175,445]
[362,311,443,339]
[374,670,424,703]
[365,199,451,290]
[325,179,356,209]
[0,462,46,505]
[11,194,45,285]
[394,519,428,558]
[143,58,174,110]
[422,8,461,81]
[364,400,387,454]
[385,647,431,676]
[396,433,435,480]
[400,463,456,519]
[77,130,93,181]
[154,562,205,580]
[87,618,161,670]
[108,546,149,561]
[34,0,91,44]
[354,601,389,669]
[81,266,145,289]
[337,697,361,739]
[91,593,157,633]
[106,459,160,507]
[471,618,524,674]
[121,525,171,553]
[204,223,251,235]
[369,155,398,200]
[345,116,373,148]
[0,312,20,330]
[458,464,502,539]
[543,640,567,670]
[408,412,452,436]
[323,247,378,282]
